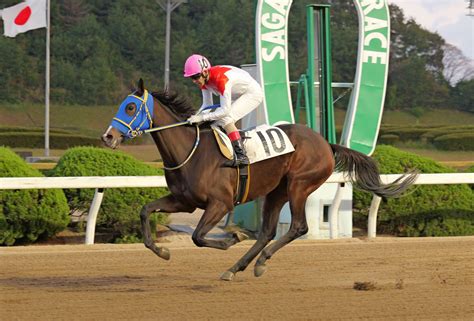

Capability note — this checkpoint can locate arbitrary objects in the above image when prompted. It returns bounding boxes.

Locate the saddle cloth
[212,124,295,164]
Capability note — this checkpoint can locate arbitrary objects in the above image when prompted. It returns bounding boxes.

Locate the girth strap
[234,164,250,205]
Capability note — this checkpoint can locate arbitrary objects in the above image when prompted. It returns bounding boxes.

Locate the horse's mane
[151,91,196,119]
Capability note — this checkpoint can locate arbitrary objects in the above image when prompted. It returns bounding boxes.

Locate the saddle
[212,125,295,164]
[212,125,295,205]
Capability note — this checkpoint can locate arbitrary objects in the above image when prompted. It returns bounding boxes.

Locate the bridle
[112,90,154,139]
[110,90,201,171]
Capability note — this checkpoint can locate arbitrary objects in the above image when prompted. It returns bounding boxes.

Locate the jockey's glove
[187,114,205,124]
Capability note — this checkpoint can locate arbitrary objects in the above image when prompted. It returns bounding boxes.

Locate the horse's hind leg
[221,183,288,281]
[254,180,325,277]
[140,194,194,260]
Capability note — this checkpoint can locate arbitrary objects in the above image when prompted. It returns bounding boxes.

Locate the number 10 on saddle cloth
[213,124,295,164]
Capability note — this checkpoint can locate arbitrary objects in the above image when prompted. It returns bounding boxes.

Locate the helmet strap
[202,70,210,83]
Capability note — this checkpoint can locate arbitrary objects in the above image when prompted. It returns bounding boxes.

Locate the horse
[101,79,416,281]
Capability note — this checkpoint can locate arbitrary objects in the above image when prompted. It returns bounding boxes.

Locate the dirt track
[1,237,473,320]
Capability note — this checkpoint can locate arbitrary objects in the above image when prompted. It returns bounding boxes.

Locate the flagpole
[44,0,50,157]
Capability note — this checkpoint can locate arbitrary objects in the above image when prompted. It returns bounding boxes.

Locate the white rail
[0,176,168,245]
[325,173,474,238]
[0,176,167,189]
[1,173,473,243]
[366,173,474,238]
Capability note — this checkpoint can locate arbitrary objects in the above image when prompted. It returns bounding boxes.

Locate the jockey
[184,54,263,167]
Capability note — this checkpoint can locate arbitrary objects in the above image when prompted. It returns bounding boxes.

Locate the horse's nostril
[101,134,112,144]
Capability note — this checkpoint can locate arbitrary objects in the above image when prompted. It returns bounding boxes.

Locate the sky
[389,0,474,60]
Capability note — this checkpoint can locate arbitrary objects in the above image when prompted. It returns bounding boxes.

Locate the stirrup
[235,157,249,166]
[223,155,249,167]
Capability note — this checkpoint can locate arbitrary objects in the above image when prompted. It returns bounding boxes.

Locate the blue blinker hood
[110,90,154,139]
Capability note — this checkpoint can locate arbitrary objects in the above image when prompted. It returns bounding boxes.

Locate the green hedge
[382,127,432,141]
[389,209,474,236]
[433,132,474,151]
[0,132,101,149]
[378,125,474,150]
[378,134,400,145]
[420,125,474,142]
[353,145,474,236]
[0,147,69,245]
[51,147,169,241]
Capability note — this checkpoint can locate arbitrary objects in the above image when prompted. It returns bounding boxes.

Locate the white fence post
[368,195,382,238]
[85,188,105,245]
[329,183,345,239]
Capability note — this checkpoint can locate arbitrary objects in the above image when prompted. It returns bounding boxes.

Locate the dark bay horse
[102,79,416,281]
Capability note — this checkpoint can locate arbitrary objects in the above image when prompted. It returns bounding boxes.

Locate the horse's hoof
[158,247,171,260]
[220,271,235,281]
[234,231,249,242]
[254,264,267,277]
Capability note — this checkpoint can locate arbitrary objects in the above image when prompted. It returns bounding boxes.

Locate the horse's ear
[137,78,145,95]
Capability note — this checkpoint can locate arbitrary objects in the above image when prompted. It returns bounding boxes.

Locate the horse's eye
[125,103,136,115]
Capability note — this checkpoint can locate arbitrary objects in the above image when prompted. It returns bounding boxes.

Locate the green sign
[341,0,390,155]
[256,0,294,124]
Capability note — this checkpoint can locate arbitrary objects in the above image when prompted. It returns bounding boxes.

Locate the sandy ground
[1,236,473,321]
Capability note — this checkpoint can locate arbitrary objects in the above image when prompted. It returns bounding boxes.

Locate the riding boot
[231,138,250,166]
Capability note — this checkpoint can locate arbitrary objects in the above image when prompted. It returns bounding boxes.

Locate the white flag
[1,0,47,38]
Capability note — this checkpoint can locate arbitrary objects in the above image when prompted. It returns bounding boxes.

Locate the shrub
[378,125,474,151]
[378,134,399,145]
[421,125,474,142]
[51,147,169,241]
[381,127,432,142]
[353,145,474,236]
[389,209,474,236]
[433,132,474,151]
[0,147,69,245]
[408,106,425,118]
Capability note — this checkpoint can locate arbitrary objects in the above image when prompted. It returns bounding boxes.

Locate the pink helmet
[183,54,211,77]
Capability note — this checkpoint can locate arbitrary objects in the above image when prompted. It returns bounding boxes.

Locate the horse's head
[102,79,154,149]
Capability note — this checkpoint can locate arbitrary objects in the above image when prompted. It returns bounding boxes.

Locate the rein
[162,124,201,171]
[134,121,190,136]
[136,121,201,171]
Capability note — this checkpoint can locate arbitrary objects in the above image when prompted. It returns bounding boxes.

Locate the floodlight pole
[157,0,187,90]
[44,0,50,157]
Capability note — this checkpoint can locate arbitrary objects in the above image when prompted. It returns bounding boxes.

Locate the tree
[442,44,474,85]
[450,79,474,113]
[386,57,449,109]
[57,0,90,28]
[0,0,468,112]
[389,4,445,78]
[0,38,40,102]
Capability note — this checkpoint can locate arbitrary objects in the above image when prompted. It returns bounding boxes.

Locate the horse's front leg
[140,194,194,260]
[192,200,247,250]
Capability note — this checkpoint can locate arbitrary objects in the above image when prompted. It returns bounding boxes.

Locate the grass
[0,103,117,137]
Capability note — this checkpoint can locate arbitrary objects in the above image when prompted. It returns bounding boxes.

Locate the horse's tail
[330,144,417,198]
